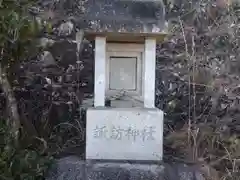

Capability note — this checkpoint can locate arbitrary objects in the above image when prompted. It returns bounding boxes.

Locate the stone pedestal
[45,156,205,180]
[86,107,163,161]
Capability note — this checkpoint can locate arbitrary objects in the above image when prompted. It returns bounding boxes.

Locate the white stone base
[86,107,163,161]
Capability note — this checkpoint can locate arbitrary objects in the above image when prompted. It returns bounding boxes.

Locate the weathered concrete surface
[86,108,163,161]
[45,156,205,180]
[79,0,167,34]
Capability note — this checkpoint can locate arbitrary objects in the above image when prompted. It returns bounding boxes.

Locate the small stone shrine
[84,0,167,161]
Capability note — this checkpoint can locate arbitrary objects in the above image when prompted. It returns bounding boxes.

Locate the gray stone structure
[80,0,167,40]
[83,0,166,161]
[86,107,163,161]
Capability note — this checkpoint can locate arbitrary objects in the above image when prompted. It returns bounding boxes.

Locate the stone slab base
[45,156,205,180]
[86,107,164,161]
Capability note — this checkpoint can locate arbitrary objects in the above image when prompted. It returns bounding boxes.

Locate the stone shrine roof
[80,0,167,41]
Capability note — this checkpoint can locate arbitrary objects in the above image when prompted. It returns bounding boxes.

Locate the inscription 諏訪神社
[86,108,164,160]
[93,125,156,142]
